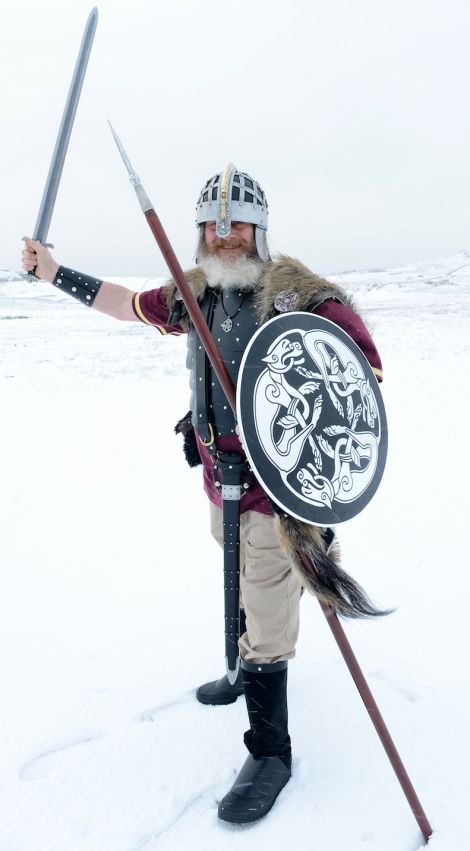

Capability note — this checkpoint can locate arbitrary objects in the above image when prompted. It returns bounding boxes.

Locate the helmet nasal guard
[196,163,269,261]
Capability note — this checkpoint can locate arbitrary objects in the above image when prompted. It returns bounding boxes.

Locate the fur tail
[276,515,392,619]
[174,412,201,468]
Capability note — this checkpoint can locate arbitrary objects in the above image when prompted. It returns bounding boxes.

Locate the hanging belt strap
[195,289,217,450]
[214,451,249,684]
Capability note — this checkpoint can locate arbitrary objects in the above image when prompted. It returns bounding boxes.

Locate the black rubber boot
[218,660,292,823]
[196,609,246,706]
[196,666,244,705]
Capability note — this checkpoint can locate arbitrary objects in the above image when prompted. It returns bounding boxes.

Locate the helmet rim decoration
[195,163,269,261]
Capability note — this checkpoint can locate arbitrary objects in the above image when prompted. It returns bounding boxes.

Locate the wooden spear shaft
[145,202,432,844]
[109,123,432,843]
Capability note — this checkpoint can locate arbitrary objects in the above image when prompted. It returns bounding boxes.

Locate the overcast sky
[1,0,469,278]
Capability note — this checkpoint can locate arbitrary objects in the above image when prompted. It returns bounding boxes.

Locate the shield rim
[236,311,387,527]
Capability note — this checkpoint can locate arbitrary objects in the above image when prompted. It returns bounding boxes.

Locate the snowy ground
[1,252,469,850]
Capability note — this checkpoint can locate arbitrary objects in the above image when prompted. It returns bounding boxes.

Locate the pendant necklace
[220,290,246,333]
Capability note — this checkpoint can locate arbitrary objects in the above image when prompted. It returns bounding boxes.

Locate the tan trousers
[210,503,302,664]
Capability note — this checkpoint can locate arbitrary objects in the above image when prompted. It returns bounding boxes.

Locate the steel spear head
[107,120,141,185]
[108,121,153,213]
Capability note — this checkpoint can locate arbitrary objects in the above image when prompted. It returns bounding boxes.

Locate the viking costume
[133,270,382,822]
[51,162,385,824]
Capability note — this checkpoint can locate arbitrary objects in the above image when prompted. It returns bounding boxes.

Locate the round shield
[236,312,388,526]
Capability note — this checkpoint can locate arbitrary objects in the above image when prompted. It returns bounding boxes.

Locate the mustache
[207,237,256,254]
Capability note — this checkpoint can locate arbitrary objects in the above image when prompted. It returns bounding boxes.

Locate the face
[204,221,255,260]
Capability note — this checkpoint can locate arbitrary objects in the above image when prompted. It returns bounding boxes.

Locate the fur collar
[164,255,357,331]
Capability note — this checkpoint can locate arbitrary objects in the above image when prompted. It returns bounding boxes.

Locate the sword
[28,7,98,275]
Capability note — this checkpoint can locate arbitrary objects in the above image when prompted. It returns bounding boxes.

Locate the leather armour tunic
[186,287,260,440]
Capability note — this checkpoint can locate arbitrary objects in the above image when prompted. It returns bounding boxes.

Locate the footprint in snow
[137,690,196,723]
[132,783,220,849]
[19,733,107,781]
[369,668,430,703]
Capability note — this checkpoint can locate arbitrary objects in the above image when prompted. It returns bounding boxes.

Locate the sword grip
[28,242,54,280]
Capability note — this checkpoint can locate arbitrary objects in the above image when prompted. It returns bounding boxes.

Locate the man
[22,163,383,824]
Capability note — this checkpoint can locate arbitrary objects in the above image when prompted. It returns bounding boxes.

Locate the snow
[1,254,469,850]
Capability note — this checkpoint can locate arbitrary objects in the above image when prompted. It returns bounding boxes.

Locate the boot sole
[217,773,290,823]
[196,690,244,706]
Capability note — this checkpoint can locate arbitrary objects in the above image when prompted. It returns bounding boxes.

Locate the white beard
[198,251,264,291]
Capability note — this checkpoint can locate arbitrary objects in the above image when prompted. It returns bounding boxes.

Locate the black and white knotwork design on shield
[237,313,387,525]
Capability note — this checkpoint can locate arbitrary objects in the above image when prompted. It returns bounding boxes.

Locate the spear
[108,122,432,845]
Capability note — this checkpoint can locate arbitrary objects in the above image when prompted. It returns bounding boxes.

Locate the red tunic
[132,288,383,515]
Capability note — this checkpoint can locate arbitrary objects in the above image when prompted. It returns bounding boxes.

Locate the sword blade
[32,7,98,244]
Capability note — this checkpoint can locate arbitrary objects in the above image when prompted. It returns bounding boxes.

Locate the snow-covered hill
[1,252,469,850]
[332,248,470,291]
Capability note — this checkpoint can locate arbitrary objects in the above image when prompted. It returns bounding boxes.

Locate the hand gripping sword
[109,124,432,845]
[27,8,98,276]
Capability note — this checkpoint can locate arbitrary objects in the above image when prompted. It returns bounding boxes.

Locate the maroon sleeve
[314,299,383,382]
[132,286,184,336]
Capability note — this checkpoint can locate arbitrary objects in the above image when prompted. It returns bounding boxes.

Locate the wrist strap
[53,267,103,307]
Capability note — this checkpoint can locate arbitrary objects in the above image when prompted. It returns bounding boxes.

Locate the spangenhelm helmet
[195,163,269,262]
